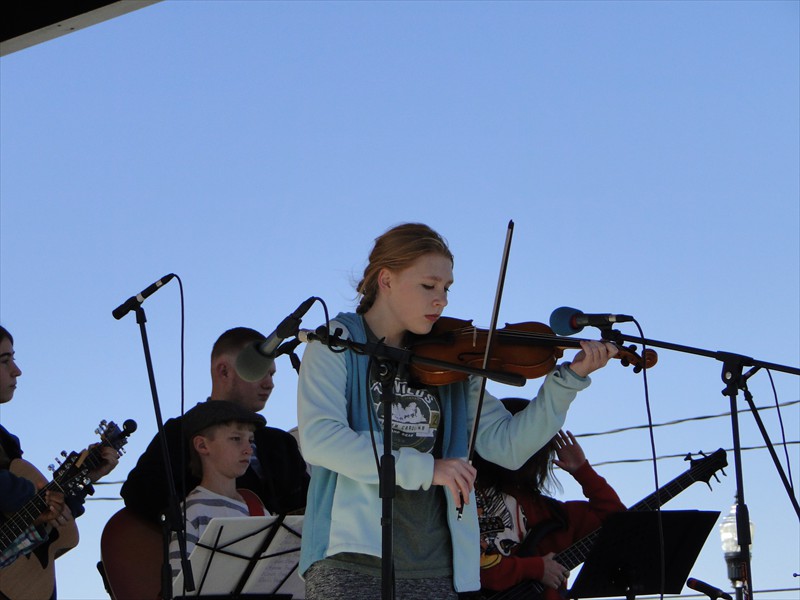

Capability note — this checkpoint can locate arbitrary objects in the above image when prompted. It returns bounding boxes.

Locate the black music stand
[568,510,719,600]
[173,515,304,600]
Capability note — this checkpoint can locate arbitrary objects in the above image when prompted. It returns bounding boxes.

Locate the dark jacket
[0,424,34,513]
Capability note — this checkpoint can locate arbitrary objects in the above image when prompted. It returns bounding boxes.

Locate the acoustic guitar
[0,419,136,600]
[484,448,728,600]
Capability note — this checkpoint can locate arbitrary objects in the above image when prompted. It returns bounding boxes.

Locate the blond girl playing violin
[297,223,617,599]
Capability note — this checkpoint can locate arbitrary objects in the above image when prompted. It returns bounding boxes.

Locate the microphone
[686,577,733,600]
[549,306,634,335]
[235,297,316,382]
[112,274,175,320]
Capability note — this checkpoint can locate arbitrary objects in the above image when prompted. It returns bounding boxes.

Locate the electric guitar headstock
[685,448,728,490]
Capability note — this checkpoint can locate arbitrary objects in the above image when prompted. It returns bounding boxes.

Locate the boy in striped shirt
[168,400,268,579]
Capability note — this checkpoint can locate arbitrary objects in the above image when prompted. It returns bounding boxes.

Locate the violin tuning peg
[633,365,642,374]
[620,357,630,367]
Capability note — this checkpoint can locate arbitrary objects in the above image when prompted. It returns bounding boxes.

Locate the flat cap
[183,400,266,438]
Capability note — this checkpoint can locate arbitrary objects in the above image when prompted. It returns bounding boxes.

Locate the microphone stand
[132,305,194,599]
[599,327,800,600]
[306,326,524,600]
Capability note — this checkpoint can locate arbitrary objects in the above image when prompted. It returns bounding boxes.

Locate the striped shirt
[169,486,250,579]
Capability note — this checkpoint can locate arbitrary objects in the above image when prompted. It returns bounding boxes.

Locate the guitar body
[0,420,135,600]
[0,459,79,600]
[100,508,163,600]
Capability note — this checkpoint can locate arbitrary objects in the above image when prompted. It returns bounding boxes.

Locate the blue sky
[1,1,798,598]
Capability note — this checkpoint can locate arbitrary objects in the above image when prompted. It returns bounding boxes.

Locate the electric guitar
[0,419,136,600]
[484,448,728,600]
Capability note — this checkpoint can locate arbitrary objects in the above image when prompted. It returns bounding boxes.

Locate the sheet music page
[172,516,304,598]
[243,516,304,598]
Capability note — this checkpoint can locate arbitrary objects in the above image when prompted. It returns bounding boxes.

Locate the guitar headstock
[96,419,138,456]
[50,418,137,496]
[685,448,728,490]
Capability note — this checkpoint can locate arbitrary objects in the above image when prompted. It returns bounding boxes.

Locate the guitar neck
[0,478,66,552]
[554,454,722,570]
[0,444,104,552]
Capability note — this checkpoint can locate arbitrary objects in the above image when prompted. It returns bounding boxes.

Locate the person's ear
[194,435,210,456]
[214,358,232,380]
[378,268,392,291]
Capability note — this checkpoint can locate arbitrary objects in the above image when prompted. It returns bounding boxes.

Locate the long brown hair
[355,223,453,314]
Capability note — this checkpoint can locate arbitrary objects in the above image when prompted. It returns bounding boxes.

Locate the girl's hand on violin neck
[432,457,477,510]
[568,340,619,378]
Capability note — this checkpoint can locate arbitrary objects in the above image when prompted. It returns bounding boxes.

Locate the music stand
[568,510,719,599]
[173,515,304,599]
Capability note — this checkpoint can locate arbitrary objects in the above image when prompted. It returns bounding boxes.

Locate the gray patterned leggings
[304,562,459,600]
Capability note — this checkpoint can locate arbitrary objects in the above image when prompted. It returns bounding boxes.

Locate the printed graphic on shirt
[476,487,525,562]
[370,376,440,454]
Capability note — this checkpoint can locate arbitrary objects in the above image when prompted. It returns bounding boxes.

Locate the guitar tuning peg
[100,419,108,427]
[682,453,692,462]
[48,464,55,472]
[61,450,68,457]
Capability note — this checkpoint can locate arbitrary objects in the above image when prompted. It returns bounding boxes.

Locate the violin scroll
[616,344,658,373]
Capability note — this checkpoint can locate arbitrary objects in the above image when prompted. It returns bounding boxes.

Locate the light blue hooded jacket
[297,312,590,592]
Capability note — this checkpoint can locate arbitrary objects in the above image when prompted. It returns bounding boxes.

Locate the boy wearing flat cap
[168,401,268,579]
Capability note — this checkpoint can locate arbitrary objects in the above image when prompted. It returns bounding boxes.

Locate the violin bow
[459,219,514,518]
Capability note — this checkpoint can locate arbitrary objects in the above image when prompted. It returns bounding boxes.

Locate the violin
[407,316,657,386]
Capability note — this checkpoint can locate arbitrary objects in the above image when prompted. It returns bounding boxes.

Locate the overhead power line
[579,400,799,438]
